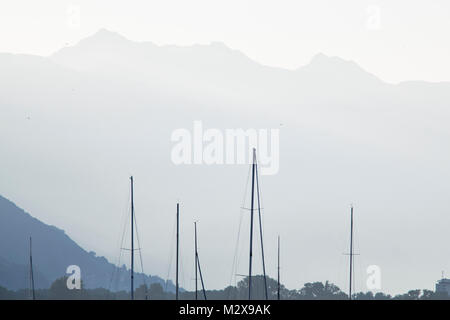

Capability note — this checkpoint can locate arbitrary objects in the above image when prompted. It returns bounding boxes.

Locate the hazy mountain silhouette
[0,256,49,290]
[1,29,450,294]
[0,195,174,292]
[49,29,397,102]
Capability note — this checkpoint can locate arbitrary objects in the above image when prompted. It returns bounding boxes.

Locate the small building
[436,278,450,296]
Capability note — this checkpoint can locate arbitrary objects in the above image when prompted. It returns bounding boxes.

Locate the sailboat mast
[176,203,179,300]
[195,222,207,300]
[29,236,35,300]
[255,159,268,300]
[195,221,198,300]
[277,235,280,300]
[130,176,134,300]
[248,148,256,300]
[349,206,353,300]
[197,255,207,300]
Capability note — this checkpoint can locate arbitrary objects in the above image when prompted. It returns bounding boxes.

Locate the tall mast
[195,222,207,300]
[176,203,179,300]
[194,221,198,300]
[248,148,256,300]
[255,157,268,300]
[277,235,280,300]
[130,176,134,300]
[197,255,207,300]
[29,236,35,300]
[349,206,354,300]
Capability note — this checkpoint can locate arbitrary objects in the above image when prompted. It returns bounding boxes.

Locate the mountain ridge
[0,194,175,292]
[1,29,447,86]
[1,29,450,294]
[47,28,450,86]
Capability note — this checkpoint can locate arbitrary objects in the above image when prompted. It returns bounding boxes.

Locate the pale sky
[2,0,450,297]
[1,0,449,83]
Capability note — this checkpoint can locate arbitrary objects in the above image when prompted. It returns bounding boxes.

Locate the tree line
[0,275,447,300]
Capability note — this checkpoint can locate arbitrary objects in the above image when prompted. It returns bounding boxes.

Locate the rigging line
[230,211,244,284]
[165,213,177,292]
[133,210,148,298]
[353,219,363,296]
[228,210,244,300]
[133,212,145,271]
[228,164,252,297]
[108,236,123,292]
[108,191,131,293]
[115,205,130,270]
[255,160,268,300]
[241,161,252,208]
[194,222,207,299]
[337,243,346,295]
[179,251,188,295]
[113,190,132,293]
[111,218,128,293]
[197,255,207,300]
[338,210,347,290]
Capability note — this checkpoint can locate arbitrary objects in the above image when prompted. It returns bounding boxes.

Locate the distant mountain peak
[51,29,384,85]
[77,28,131,47]
[208,41,229,48]
[310,52,330,61]
[92,28,126,38]
[51,28,137,61]
[298,52,383,84]
[308,53,358,68]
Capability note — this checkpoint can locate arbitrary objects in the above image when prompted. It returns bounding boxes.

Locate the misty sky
[1,0,450,83]
[1,0,450,297]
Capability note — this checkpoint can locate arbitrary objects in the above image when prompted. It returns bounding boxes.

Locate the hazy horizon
[2,0,450,83]
[1,2,450,298]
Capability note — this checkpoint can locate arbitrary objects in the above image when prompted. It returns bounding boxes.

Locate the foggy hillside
[1,29,449,294]
[0,195,174,292]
